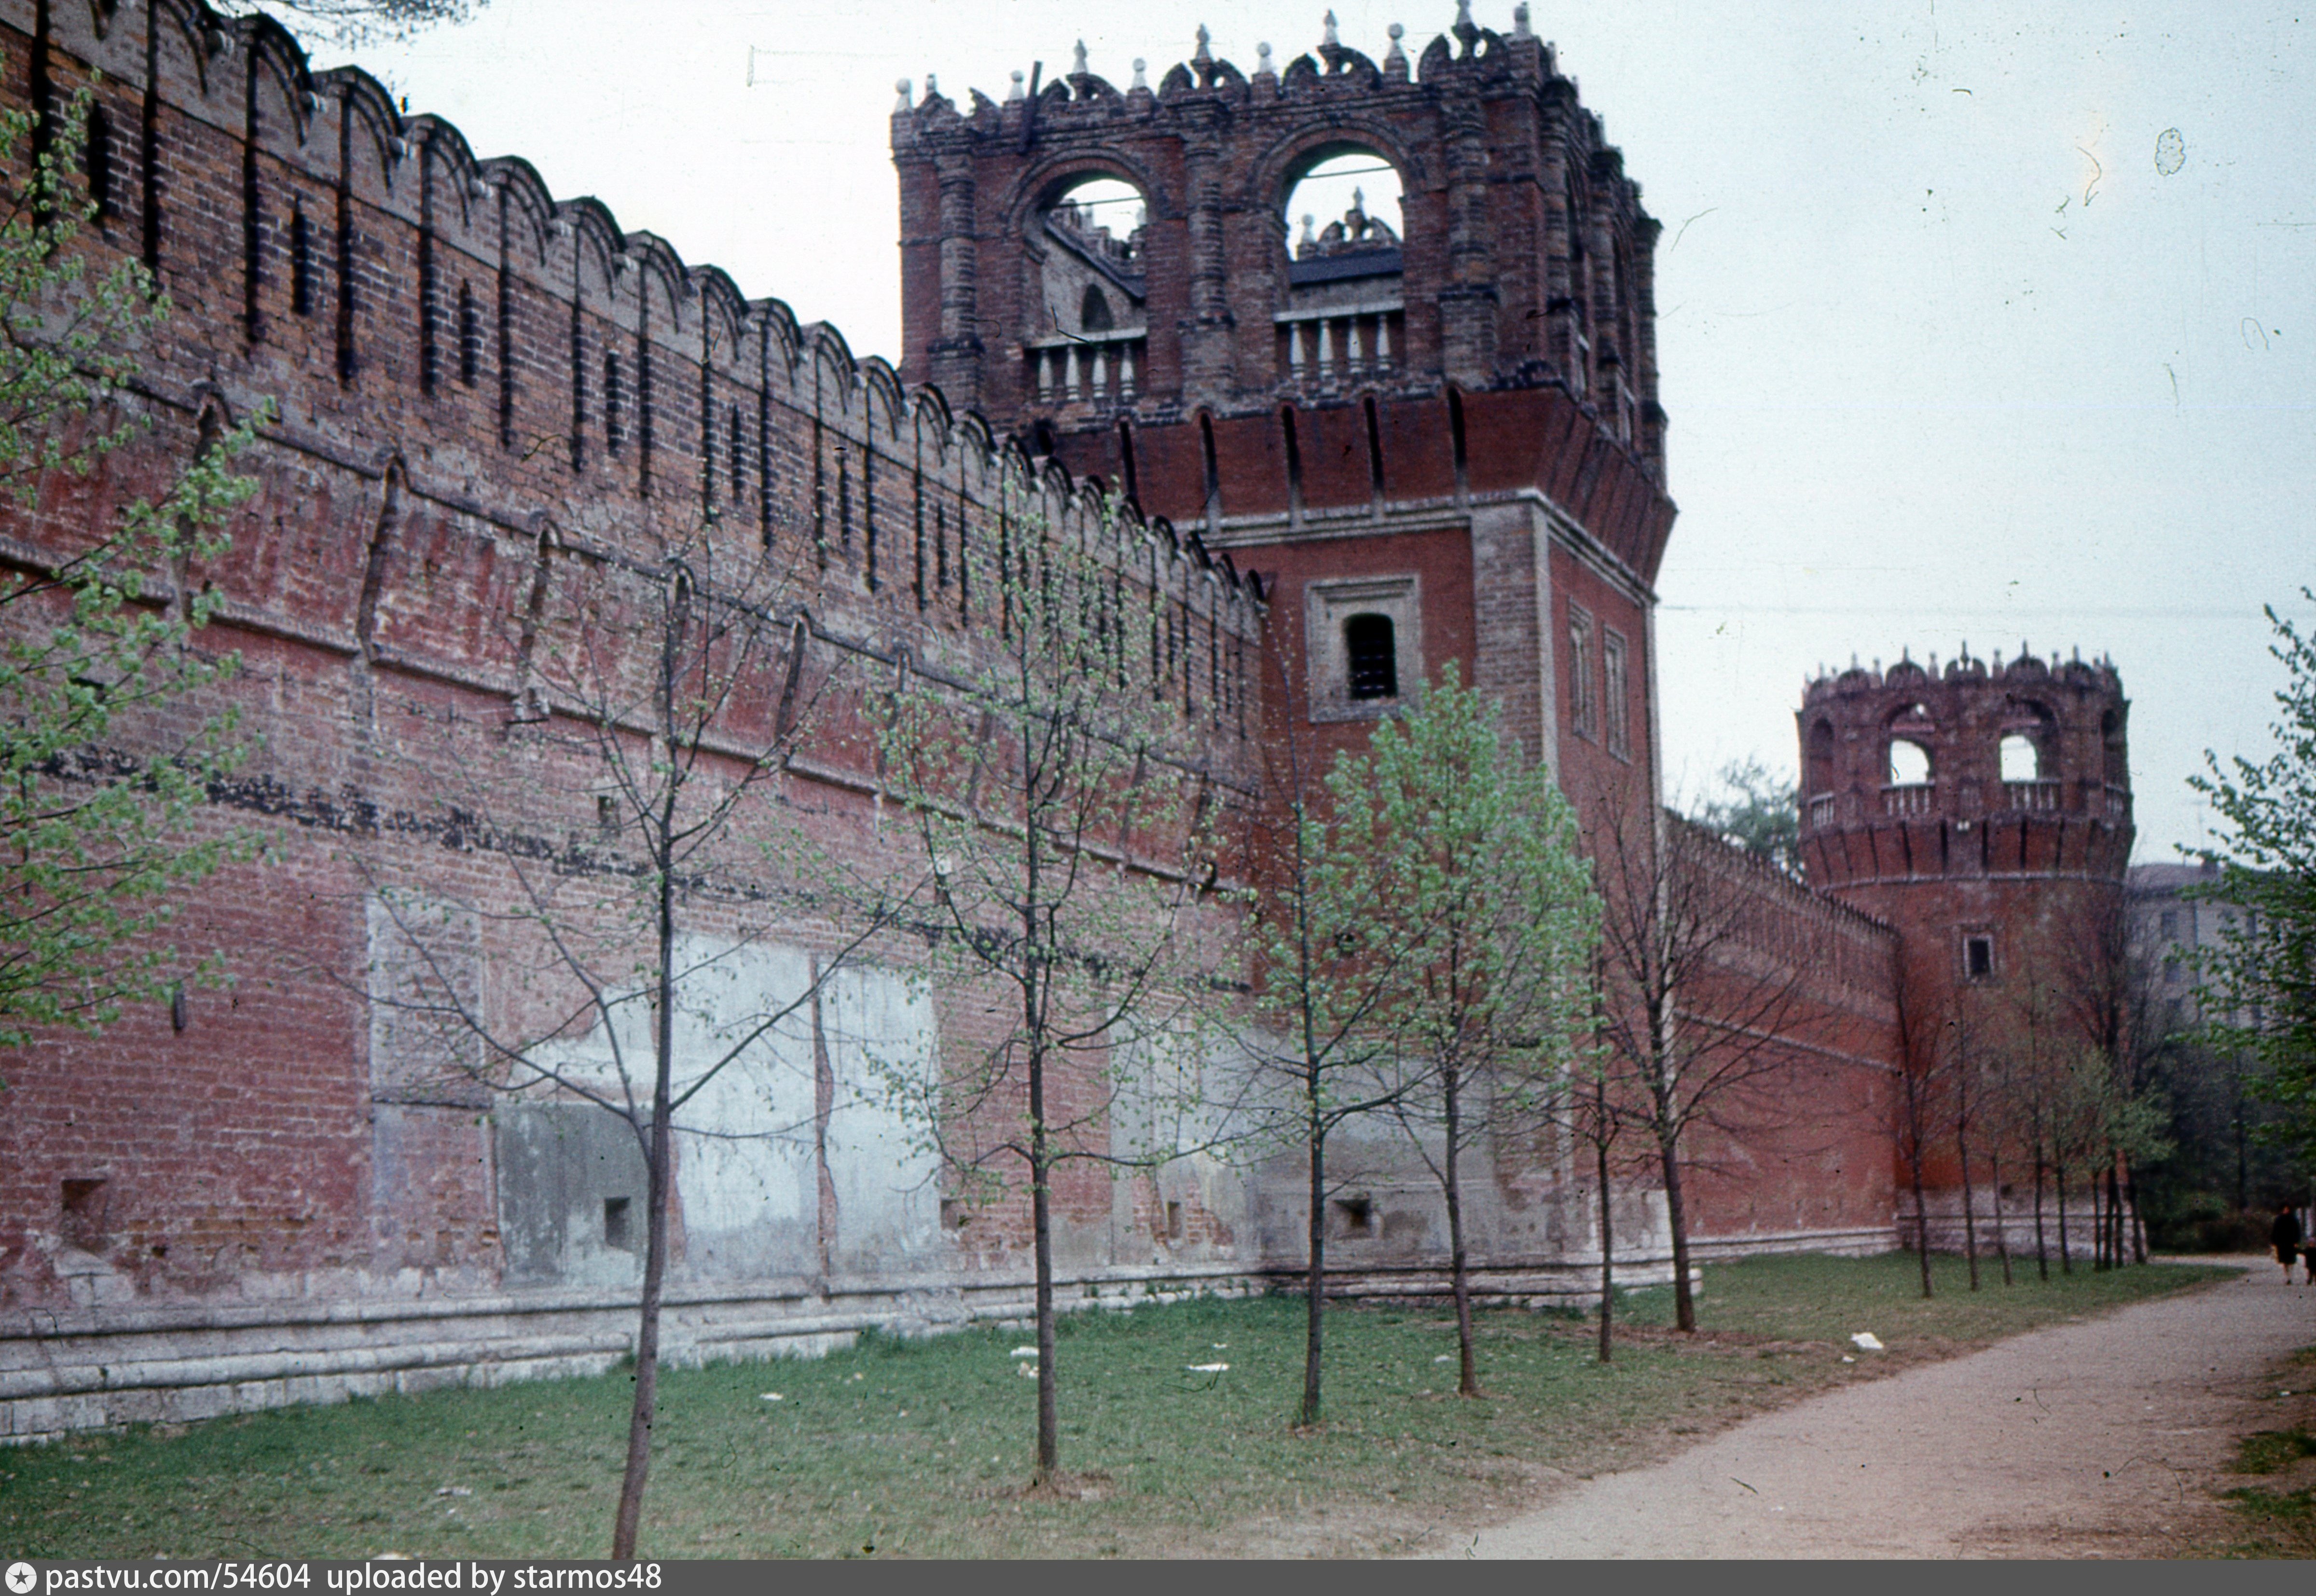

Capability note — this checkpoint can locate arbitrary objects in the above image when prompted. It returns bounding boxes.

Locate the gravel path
[1443,1259,2315,1558]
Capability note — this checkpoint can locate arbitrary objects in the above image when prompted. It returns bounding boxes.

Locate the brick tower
[1797,647,2134,1207]
[893,3,1675,818]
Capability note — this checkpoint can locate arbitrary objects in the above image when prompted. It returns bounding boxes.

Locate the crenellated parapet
[893,3,1663,483]
[8,0,1265,776]
[1796,645,2132,894]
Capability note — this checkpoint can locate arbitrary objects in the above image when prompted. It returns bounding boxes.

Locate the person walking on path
[2271,1203,2303,1283]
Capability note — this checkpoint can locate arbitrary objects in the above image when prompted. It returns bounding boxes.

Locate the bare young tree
[1588,787,1819,1332]
[356,512,894,1559]
[874,485,1236,1484]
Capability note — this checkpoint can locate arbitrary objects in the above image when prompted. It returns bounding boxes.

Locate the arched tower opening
[1025,172,1149,416]
[1279,147,1406,395]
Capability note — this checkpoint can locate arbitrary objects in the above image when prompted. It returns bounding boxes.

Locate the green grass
[0,1253,2231,1560]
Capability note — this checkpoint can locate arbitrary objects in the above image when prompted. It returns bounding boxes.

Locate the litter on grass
[1850,1332,1885,1351]
[1016,1361,1038,1377]
[434,1486,472,1498]
[759,1392,784,1402]
[1186,1362,1230,1373]
[1010,1346,1038,1358]
[1434,1354,1455,1363]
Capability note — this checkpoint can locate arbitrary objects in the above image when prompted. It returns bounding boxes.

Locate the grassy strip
[0,1253,2231,1559]
[2205,1346,2316,1558]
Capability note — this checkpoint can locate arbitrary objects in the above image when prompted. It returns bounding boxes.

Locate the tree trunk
[1910,1140,1934,1300]
[1030,1043,1059,1481]
[1989,1149,2013,1286]
[1958,1125,1980,1291]
[2106,1163,2125,1269]
[2055,1158,2072,1274]
[1300,1093,1326,1425]
[2032,1146,2049,1281]
[2124,1157,2147,1265]
[2094,1158,2112,1269]
[1658,1127,1697,1332]
[611,852,680,1561]
[1443,1059,1480,1396]
[1596,1079,1615,1363]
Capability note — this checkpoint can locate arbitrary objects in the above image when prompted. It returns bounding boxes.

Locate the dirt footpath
[1440,1259,2314,1558]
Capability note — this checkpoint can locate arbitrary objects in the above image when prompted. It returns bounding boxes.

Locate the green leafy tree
[0,87,261,1054]
[1687,755,1800,877]
[1332,667,1599,1395]
[2191,594,2316,1169]
[876,488,1232,1482]
[1243,656,1440,1424]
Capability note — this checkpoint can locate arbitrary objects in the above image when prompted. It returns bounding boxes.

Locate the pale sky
[294,0,2315,864]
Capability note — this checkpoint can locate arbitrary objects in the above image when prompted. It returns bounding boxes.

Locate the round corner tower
[1796,647,2133,1061]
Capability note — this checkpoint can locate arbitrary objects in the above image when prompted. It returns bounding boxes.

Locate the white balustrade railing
[1027,330,1144,409]
[1881,782,1934,817]
[1276,303,1401,386]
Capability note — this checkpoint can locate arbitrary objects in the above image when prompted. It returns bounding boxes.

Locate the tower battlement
[1797,645,2132,893]
[893,3,1662,482]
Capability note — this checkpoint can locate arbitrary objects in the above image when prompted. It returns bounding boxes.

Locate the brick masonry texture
[0,0,2109,1438]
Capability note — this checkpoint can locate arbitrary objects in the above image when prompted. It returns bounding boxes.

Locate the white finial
[1195,24,1212,61]
[1257,41,1274,74]
[1073,39,1088,75]
[1323,9,1339,47]
[1132,57,1148,89]
[894,78,913,111]
[1009,69,1025,101]
[1457,0,1474,26]
[1351,186,1365,212]
[1514,2,1532,36]
[925,72,938,99]
[1386,21,1406,61]
[1300,213,1317,245]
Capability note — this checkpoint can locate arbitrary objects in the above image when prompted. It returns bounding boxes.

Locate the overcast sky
[304,0,2314,865]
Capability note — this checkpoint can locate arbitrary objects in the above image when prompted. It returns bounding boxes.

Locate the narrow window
[603,352,623,452]
[1333,1197,1375,1238]
[1080,283,1114,332]
[1280,405,1303,510]
[1567,604,1596,740]
[85,103,113,219]
[290,204,314,317]
[1363,394,1386,494]
[1447,385,1469,489]
[1164,1201,1185,1240]
[603,1196,634,1252]
[1116,419,1140,505]
[1344,613,1397,701]
[1963,935,1994,983]
[1603,628,1630,759]
[1198,411,1220,527]
[457,282,480,387]
[729,405,745,505]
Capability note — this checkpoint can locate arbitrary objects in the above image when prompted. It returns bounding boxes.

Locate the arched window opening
[1344,614,1397,701]
[1998,733,2040,783]
[1030,173,1147,407]
[1888,738,1931,786]
[1282,150,1404,266]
